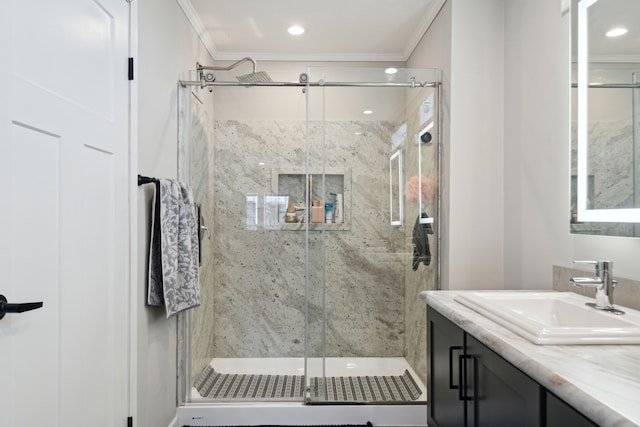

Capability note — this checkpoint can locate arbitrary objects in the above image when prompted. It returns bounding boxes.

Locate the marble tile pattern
[423,290,640,427]
[209,119,406,359]
[403,86,440,386]
[571,122,634,210]
[187,97,217,381]
[553,265,640,311]
[570,122,637,236]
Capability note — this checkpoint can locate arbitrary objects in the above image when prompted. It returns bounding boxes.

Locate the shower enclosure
[177,65,440,425]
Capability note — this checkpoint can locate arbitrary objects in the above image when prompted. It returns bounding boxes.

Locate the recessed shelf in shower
[268,167,351,230]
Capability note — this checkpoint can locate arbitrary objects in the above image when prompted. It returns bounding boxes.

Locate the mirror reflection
[390,150,403,226]
[570,0,640,235]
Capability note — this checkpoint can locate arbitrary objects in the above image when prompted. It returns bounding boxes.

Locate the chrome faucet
[570,260,624,315]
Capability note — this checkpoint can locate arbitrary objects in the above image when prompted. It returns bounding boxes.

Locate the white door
[0,0,131,426]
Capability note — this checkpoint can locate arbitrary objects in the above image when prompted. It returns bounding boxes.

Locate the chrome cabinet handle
[0,294,43,320]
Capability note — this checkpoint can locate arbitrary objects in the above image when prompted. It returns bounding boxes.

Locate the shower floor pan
[179,357,427,427]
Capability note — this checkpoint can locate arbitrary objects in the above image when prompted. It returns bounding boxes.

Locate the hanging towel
[148,179,200,317]
[412,212,434,271]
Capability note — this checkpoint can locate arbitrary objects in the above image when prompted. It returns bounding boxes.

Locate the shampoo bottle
[311,200,323,223]
[324,203,334,223]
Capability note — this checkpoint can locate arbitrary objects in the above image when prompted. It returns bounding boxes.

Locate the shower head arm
[196,57,257,74]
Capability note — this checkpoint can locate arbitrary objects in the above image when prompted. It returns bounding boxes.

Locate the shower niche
[268,168,351,230]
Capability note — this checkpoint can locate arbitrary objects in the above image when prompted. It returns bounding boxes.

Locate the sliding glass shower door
[303,67,441,404]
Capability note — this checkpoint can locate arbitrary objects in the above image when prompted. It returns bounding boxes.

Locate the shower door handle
[0,294,43,320]
[200,225,211,239]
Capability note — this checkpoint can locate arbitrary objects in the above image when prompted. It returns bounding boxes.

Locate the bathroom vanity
[423,291,640,427]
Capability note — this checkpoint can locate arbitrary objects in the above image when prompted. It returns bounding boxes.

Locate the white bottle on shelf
[335,193,343,224]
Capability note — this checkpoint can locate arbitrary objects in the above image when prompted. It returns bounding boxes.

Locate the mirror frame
[576,0,640,222]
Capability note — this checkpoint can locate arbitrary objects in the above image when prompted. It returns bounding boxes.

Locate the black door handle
[0,294,43,320]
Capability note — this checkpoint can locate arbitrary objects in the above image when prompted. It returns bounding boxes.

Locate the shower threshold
[179,357,427,426]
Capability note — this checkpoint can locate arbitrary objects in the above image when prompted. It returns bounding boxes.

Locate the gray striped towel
[148,179,200,317]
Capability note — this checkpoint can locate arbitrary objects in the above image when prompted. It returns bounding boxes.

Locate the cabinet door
[428,308,466,427]
[465,335,541,427]
[546,391,597,427]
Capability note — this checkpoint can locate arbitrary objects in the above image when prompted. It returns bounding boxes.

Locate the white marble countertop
[422,290,640,427]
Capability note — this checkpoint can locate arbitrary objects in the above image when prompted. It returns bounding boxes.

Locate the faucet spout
[569,277,603,287]
[570,260,623,314]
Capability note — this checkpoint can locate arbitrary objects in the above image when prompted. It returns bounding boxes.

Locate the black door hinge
[128,58,134,81]
[127,416,133,427]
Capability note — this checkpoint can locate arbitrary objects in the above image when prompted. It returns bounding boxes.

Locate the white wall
[410,0,640,291]
[503,0,573,288]
[503,0,640,284]
[409,0,506,290]
[136,0,214,426]
[449,0,506,290]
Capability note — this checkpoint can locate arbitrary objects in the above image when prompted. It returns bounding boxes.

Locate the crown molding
[213,51,407,63]
[176,0,218,61]
[403,0,447,60]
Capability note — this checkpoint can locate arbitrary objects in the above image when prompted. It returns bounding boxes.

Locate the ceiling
[587,0,640,57]
[180,0,445,62]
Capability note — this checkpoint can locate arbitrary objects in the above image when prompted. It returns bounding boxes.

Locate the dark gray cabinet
[546,391,597,427]
[428,308,465,427]
[428,306,596,427]
[465,333,540,427]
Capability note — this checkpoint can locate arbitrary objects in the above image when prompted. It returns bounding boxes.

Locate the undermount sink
[453,292,640,345]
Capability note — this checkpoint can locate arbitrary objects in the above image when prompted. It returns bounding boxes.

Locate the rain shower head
[236,70,272,83]
[196,57,272,83]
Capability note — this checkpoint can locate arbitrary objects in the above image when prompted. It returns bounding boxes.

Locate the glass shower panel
[304,67,440,404]
[304,76,329,400]
[635,72,640,211]
[184,82,310,403]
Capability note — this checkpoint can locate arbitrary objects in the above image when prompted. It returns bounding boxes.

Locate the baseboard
[177,403,428,426]
[168,414,179,427]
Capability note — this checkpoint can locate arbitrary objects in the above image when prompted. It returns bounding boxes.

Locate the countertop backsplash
[553,265,640,312]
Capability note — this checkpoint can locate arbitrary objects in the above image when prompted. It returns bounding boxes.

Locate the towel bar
[138,175,157,186]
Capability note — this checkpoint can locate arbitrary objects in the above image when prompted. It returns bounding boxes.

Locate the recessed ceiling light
[363,110,373,115]
[606,27,628,37]
[288,25,305,36]
[385,68,398,75]
[354,132,363,136]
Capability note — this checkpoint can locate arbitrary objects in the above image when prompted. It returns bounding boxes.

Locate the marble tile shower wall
[570,122,636,236]
[188,98,216,381]
[403,87,439,385]
[206,119,407,362]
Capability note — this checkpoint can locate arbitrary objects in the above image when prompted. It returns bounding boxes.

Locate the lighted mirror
[390,150,403,226]
[571,0,640,235]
